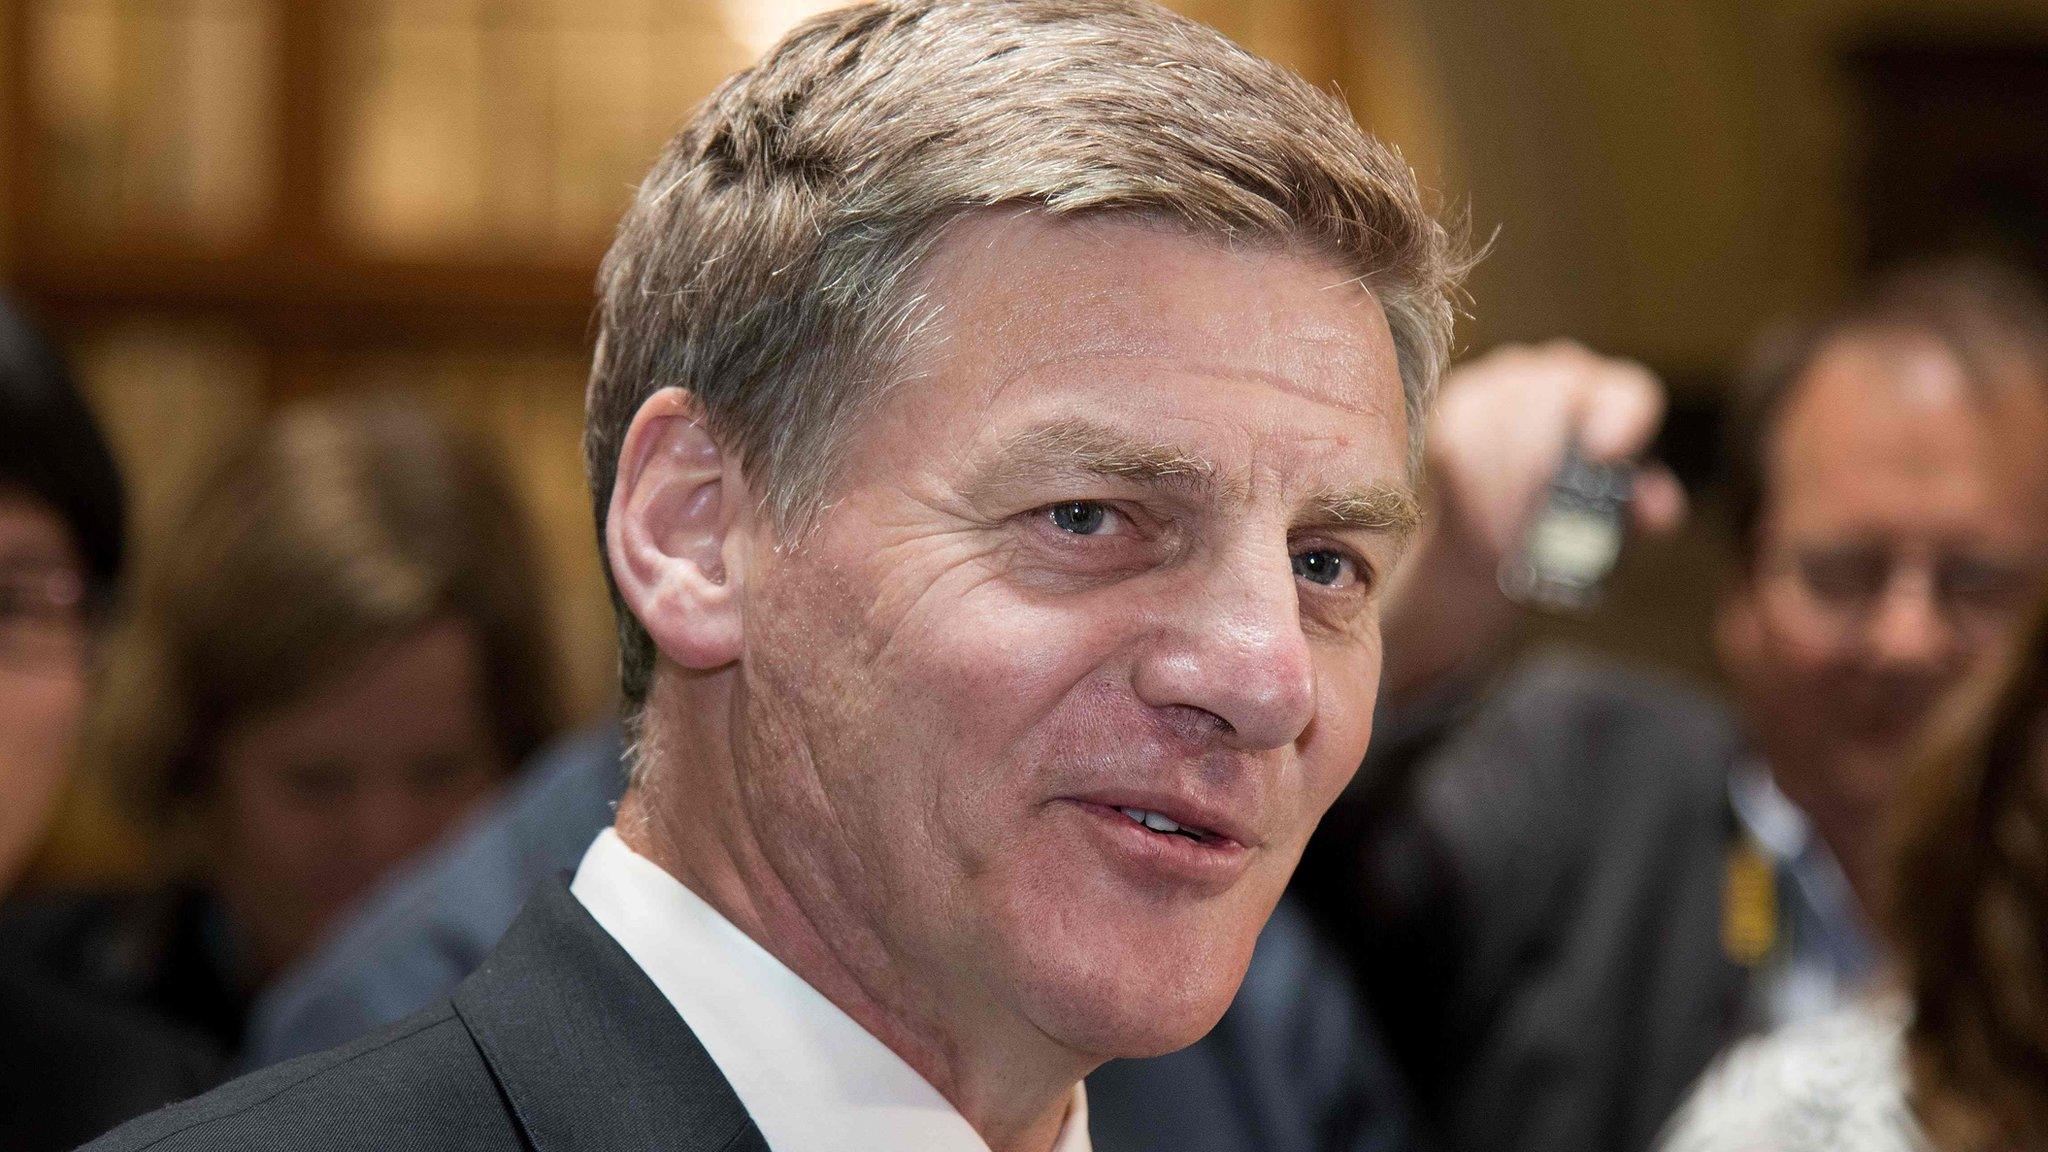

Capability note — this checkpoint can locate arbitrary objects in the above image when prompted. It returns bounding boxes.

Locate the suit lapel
[453,880,771,1152]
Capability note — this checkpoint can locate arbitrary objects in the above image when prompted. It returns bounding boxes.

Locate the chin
[1032,968,1242,1060]
[1835,742,1909,804]
[998,899,1261,1060]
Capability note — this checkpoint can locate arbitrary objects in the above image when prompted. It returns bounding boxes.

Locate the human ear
[606,388,749,670]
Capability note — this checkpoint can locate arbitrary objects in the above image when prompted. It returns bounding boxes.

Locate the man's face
[728,212,1411,1060]
[1720,327,2048,829]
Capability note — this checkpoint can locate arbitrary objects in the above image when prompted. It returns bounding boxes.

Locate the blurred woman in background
[0,298,122,892]
[0,296,225,1152]
[1661,587,2048,1152]
[2,392,560,1078]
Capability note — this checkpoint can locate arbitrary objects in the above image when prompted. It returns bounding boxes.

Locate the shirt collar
[1728,759,1812,863]
[571,828,1091,1152]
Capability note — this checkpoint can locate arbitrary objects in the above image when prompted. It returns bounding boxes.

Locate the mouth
[1112,805,1222,845]
[1056,795,1258,891]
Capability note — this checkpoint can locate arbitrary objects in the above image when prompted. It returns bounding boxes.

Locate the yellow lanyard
[1722,835,1779,968]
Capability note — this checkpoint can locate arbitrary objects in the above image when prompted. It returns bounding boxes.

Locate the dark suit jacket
[0,961,217,1152]
[85,880,770,1152]
[1299,651,1751,1152]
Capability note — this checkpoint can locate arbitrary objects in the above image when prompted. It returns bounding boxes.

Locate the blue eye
[1049,502,1109,535]
[1292,549,1350,587]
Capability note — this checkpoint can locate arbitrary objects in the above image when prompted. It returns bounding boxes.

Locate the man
[86,3,1469,1148]
[1300,260,2048,1152]
[235,337,1671,1152]
[1716,262,2048,937]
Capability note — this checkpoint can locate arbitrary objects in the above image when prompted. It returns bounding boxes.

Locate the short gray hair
[587,0,1469,704]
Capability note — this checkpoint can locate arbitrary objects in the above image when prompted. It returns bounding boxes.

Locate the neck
[1800,796,1886,919]
[1759,750,1885,920]
[616,682,1089,1152]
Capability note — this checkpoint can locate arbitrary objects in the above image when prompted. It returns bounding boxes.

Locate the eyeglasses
[1759,542,2044,645]
[0,562,90,673]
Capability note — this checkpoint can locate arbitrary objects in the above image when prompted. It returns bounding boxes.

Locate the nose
[1130,544,1318,750]
[1863,566,1956,671]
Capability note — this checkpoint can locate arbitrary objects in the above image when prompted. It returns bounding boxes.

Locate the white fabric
[1657,996,1925,1152]
[571,828,1091,1152]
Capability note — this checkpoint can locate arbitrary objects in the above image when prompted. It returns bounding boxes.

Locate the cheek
[1955,632,2020,679]
[1306,654,1377,795]
[761,558,1145,898]
[850,595,1132,875]
[0,667,86,773]
[421,770,498,826]
[212,766,338,875]
[903,604,1114,719]
[818,524,1129,720]
[1254,641,1379,854]
[0,669,84,878]
[1748,594,1853,677]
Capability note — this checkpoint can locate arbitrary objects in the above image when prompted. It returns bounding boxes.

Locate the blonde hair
[586,0,1470,703]
[84,394,561,846]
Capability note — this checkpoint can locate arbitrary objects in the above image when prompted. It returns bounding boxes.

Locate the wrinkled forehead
[1766,332,2048,543]
[904,210,1402,421]
[1778,332,2048,472]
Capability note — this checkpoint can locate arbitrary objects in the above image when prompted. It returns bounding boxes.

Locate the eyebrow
[990,418,1216,492]
[1303,485,1422,535]
[982,417,1420,536]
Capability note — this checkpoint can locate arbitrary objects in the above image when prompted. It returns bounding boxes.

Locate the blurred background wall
[5,0,2047,873]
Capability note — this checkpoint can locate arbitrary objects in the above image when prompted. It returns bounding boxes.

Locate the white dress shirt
[572,828,1092,1152]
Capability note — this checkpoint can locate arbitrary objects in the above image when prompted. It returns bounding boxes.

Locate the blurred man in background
[1300,259,2048,1152]
[1716,261,2048,938]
